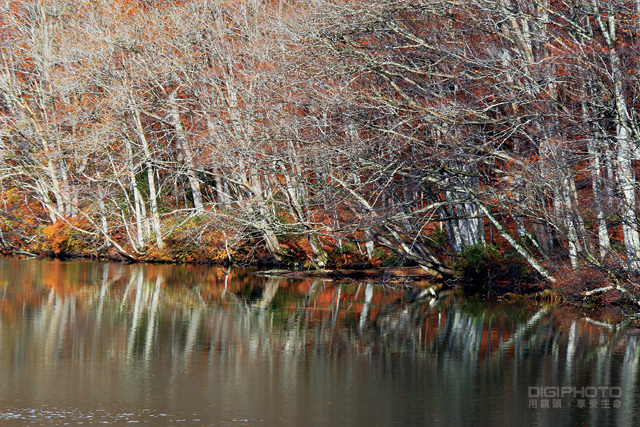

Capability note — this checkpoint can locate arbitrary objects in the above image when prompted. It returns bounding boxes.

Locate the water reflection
[0,258,638,426]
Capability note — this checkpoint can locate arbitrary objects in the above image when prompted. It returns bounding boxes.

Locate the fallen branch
[584,285,614,296]
[584,284,640,306]
[477,203,556,283]
[5,248,38,258]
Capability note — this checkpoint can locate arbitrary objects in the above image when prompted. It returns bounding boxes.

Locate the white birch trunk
[123,136,147,249]
[478,203,556,283]
[585,126,611,259]
[131,106,164,250]
[168,91,204,214]
[593,5,640,269]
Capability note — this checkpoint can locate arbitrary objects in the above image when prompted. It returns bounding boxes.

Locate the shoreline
[3,251,639,316]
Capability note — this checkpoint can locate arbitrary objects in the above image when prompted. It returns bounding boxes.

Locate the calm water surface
[0,258,638,426]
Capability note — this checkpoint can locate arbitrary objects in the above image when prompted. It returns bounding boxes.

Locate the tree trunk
[168,91,204,214]
[585,110,611,260]
[131,105,164,250]
[478,203,556,283]
[593,6,640,269]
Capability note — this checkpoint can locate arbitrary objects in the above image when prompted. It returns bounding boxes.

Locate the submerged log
[584,284,640,307]
[254,267,439,280]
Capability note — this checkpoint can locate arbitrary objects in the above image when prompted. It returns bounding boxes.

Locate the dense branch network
[1,0,640,292]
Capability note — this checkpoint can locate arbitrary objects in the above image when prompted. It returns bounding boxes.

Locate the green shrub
[455,243,535,287]
[426,227,450,249]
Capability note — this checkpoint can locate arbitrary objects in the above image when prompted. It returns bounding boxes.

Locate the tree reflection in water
[0,258,638,426]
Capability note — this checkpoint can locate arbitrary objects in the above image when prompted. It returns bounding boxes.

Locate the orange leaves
[526,155,540,164]
[35,217,91,257]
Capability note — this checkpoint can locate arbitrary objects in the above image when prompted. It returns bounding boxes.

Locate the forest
[1,0,640,297]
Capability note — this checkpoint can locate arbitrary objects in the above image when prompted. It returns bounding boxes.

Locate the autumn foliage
[0,0,640,298]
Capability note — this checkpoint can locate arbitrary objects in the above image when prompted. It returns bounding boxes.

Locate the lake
[0,258,638,426]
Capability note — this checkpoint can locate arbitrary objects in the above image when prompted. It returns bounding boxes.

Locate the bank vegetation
[1,0,640,302]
